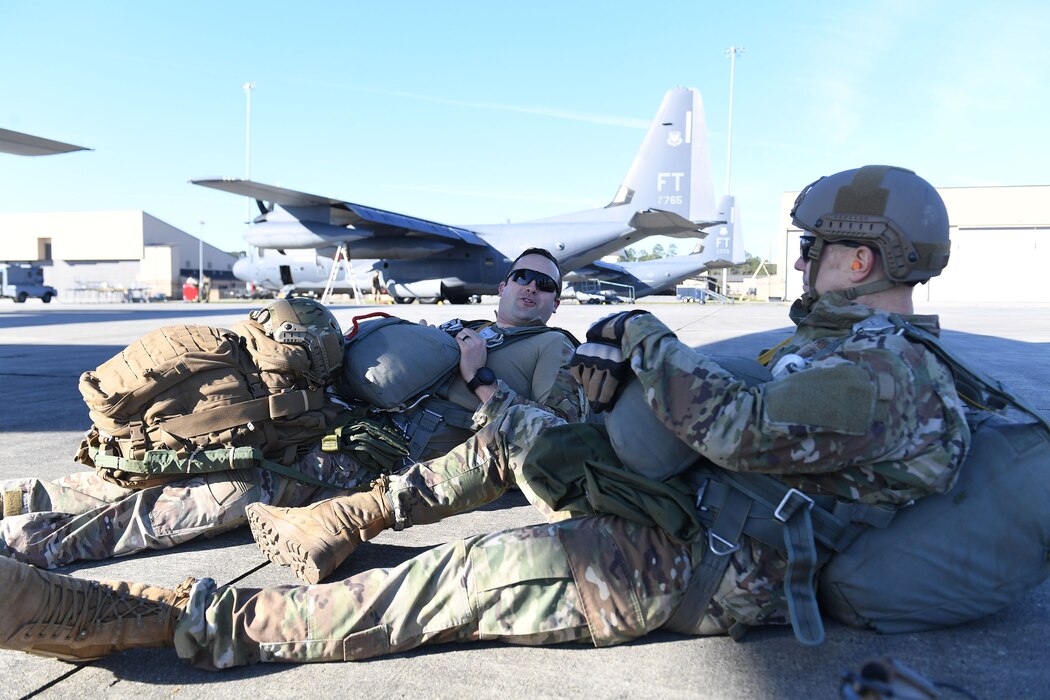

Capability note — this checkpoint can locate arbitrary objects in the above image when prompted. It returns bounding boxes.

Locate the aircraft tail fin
[607,87,717,222]
[707,195,746,265]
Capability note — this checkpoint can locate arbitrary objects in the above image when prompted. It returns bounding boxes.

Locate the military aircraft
[0,128,89,156]
[201,87,727,303]
[566,194,745,299]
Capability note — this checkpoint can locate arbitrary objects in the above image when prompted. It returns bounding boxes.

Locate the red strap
[345,311,394,341]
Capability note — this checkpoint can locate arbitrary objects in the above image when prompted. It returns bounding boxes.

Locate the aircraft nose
[233,257,254,282]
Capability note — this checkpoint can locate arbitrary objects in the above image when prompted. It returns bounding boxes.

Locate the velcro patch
[3,489,23,517]
[763,364,876,435]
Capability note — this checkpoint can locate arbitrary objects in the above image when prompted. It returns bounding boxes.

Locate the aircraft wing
[566,259,631,281]
[192,178,345,207]
[628,209,717,238]
[192,178,489,247]
[0,128,90,156]
[567,253,718,298]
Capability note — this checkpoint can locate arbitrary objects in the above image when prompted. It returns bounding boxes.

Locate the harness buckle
[707,530,742,556]
[774,488,814,523]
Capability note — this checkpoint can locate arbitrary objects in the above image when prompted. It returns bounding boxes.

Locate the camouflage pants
[171,403,775,668]
[0,444,370,568]
[384,402,578,529]
[174,514,694,669]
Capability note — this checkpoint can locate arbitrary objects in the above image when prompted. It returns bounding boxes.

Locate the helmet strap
[839,278,898,301]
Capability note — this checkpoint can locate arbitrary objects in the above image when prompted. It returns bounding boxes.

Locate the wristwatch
[467,367,497,392]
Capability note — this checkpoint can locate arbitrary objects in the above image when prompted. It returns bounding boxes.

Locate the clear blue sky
[3,1,1048,262]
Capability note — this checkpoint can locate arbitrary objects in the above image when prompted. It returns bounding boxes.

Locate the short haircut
[509,247,561,282]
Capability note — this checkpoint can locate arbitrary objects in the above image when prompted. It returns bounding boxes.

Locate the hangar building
[0,211,239,301]
[776,184,1050,303]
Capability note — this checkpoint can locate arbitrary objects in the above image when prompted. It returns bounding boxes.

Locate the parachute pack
[75,299,345,489]
[597,318,1050,645]
[335,312,578,461]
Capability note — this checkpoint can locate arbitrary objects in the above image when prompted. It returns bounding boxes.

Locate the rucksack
[816,317,1050,635]
[75,319,338,489]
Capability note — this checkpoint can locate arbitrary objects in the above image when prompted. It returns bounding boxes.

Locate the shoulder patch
[763,364,876,434]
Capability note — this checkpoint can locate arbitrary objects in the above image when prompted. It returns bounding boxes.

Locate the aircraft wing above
[0,128,90,156]
[628,209,716,238]
[192,178,489,247]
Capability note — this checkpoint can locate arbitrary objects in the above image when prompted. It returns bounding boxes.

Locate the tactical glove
[570,342,631,414]
[585,309,651,346]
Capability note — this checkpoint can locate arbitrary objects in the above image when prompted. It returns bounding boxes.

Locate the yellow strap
[757,336,794,367]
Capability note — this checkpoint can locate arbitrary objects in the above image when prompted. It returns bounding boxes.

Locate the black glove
[571,342,630,413]
[585,309,651,347]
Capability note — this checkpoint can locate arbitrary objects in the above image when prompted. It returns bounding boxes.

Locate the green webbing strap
[779,493,824,646]
[405,407,443,460]
[257,457,333,489]
[90,445,335,489]
[693,472,883,555]
[889,315,1050,431]
[663,546,734,635]
[688,468,888,645]
[400,398,474,461]
[91,445,261,475]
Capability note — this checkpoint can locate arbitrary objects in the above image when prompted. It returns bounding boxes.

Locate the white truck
[0,263,57,303]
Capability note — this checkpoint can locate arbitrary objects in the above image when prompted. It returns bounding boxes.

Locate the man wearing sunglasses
[0,166,980,667]
[451,248,565,406]
[0,248,583,572]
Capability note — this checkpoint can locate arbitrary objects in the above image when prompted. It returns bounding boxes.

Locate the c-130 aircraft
[196,87,734,303]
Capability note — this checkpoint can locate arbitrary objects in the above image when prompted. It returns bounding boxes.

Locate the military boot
[0,556,191,661]
[246,477,395,584]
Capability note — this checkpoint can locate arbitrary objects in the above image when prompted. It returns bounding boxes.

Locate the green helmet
[249,298,344,384]
[791,165,951,284]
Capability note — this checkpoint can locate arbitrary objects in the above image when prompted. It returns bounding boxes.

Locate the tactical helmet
[249,298,344,384]
[791,165,951,283]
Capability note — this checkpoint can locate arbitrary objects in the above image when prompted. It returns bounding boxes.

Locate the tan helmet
[791,165,951,284]
[249,298,344,384]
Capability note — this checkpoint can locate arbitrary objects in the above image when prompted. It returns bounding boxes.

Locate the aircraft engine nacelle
[244,222,454,259]
[385,278,444,300]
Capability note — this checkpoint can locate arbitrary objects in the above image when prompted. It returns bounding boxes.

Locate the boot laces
[37,576,174,642]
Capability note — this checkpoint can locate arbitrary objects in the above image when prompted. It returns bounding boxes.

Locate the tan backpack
[75,299,344,488]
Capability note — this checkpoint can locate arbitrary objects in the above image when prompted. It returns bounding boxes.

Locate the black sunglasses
[507,268,560,294]
[799,235,817,260]
[799,235,877,261]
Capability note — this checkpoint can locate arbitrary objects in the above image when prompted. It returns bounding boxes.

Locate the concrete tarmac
[1,297,1047,699]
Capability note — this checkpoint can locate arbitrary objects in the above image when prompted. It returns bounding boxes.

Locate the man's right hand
[570,342,630,413]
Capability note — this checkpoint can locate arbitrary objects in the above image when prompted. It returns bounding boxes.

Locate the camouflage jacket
[620,293,971,629]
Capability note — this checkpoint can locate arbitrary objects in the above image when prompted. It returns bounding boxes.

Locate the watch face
[476,367,496,385]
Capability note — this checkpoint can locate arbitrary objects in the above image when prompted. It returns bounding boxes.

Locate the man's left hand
[585,309,651,347]
[570,342,631,413]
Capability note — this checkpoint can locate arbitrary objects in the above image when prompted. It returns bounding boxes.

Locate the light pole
[722,46,745,197]
[198,221,205,299]
[242,81,256,224]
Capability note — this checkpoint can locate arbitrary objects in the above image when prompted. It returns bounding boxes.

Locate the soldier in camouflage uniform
[0,249,582,568]
[0,166,972,668]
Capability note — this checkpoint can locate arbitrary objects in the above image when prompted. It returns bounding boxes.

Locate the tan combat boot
[246,477,395,584]
[0,556,191,661]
